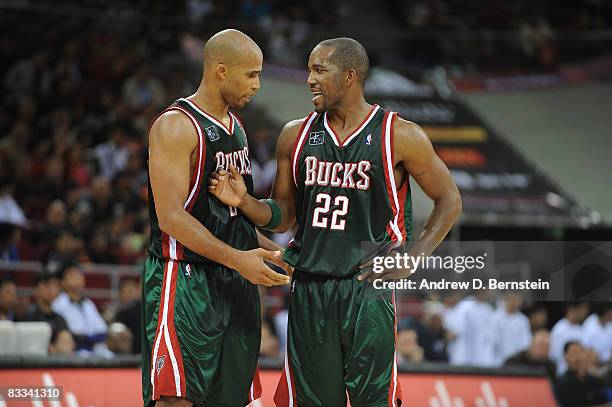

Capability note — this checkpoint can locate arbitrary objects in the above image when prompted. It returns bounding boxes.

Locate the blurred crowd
[390,0,612,71]
[1,2,612,405]
[0,3,284,266]
[1,269,610,405]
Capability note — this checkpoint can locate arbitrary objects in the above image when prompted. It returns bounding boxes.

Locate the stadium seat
[15,322,52,356]
[0,321,18,355]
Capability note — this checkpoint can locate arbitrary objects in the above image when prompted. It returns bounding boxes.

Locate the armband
[262,199,282,230]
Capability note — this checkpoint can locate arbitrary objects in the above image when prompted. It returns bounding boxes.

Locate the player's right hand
[208,164,247,208]
[234,248,291,287]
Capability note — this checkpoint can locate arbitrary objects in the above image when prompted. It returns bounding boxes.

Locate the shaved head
[203,29,262,68]
[200,29,263,109]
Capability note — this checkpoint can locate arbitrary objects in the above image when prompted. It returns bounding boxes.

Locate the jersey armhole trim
[291,112,318,187]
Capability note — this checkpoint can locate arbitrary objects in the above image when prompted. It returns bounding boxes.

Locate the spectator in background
[260,320,280,358]
[0,177,26,262]
[581,303,612,364]
[525,303,548,333]
[396,328,425,364]
[554,341,607,407]
[48,328,76,356]
[0,276,17,320]
[447,290,496,367]
[504,329,556,380]
[24,271,67,334]
[491,292,532,366]
[550,302,589,374]
[93,322,133,358]
[399,301,449,362]
[122,65,166,110]
[111,279,142,354]
[93,128,130,180]
[51,262,107,354]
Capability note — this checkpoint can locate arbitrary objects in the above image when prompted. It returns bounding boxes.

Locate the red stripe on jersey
[249,366,263,403]
[230,111,245,132]
[381,112,399,245]
[151,261,186,399]
[162,233,170,258]
[165,260,186,396]
[397,179,409,242]
[189,98,233,135]
[388,290,403,406]
[274,354,299,407]
[291,112,316,186]
[164,105,205,259]
[151,260,169,399]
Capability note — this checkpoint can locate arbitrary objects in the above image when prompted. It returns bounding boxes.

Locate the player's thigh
[204,273,261,406]
[341,280,399,407]
[143,258,233,406]
[275,273,347,407]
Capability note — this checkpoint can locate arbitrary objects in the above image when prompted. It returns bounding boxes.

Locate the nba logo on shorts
[155,355,166,376]
[309,131,324,145]
[205,126,220,142]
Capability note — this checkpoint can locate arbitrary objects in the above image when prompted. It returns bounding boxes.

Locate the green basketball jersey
[283,105,412,276]
[148,98,258,264]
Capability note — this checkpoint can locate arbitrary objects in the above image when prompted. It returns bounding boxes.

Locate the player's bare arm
[208,118,305,232]
[149,111,289,286]
[359,117,462,281]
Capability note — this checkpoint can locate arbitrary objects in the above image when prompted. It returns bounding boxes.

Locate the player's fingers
[359,257,374,270]
[209,178,218,186]
[264,250,288,268]
[262,266,290,284]
[216,169,228,176]
[357,269,375,281]
[207,185,216,192]
[228,164,240,179]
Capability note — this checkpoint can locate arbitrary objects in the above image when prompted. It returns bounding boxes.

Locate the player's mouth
[311,89,323,104]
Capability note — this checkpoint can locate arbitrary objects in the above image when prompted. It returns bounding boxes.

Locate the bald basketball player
[143,29,290,407]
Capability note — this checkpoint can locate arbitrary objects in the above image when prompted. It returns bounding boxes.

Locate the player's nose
[307,72,316,86]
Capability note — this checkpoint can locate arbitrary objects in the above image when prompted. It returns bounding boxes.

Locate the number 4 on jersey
[312,193,349,230]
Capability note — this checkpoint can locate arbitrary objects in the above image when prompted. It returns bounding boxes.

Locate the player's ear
[346,68,356,87]
[216,63,227,80]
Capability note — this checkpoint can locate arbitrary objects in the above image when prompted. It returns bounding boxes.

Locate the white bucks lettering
[215,146,252,175]
[215,147,251,217]
[304,156,372,231]
[304,156,371,190]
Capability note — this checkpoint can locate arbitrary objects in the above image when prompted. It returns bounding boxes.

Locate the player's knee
[156,396,193,407]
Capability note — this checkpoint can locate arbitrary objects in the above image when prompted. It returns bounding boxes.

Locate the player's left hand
[208,164,247,207]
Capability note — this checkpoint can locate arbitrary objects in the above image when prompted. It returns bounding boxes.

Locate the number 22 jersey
[283,105,412,277]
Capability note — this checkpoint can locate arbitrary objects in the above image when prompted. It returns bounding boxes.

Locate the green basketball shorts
[274,270,402,407]
[141,255,262,406]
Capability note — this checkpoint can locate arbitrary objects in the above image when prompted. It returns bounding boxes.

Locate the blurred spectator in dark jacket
[110,278,142,354]
[0,276,17,320]
[504,329,556,380]
[554,341,607,407]
[24,271,67,334]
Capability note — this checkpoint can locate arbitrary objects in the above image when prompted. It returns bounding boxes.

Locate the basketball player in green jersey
[144,29,290,407]
[209,38,461,406]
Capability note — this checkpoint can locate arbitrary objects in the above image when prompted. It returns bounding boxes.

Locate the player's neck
[326,96,371,130]
[189,86,229,120]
